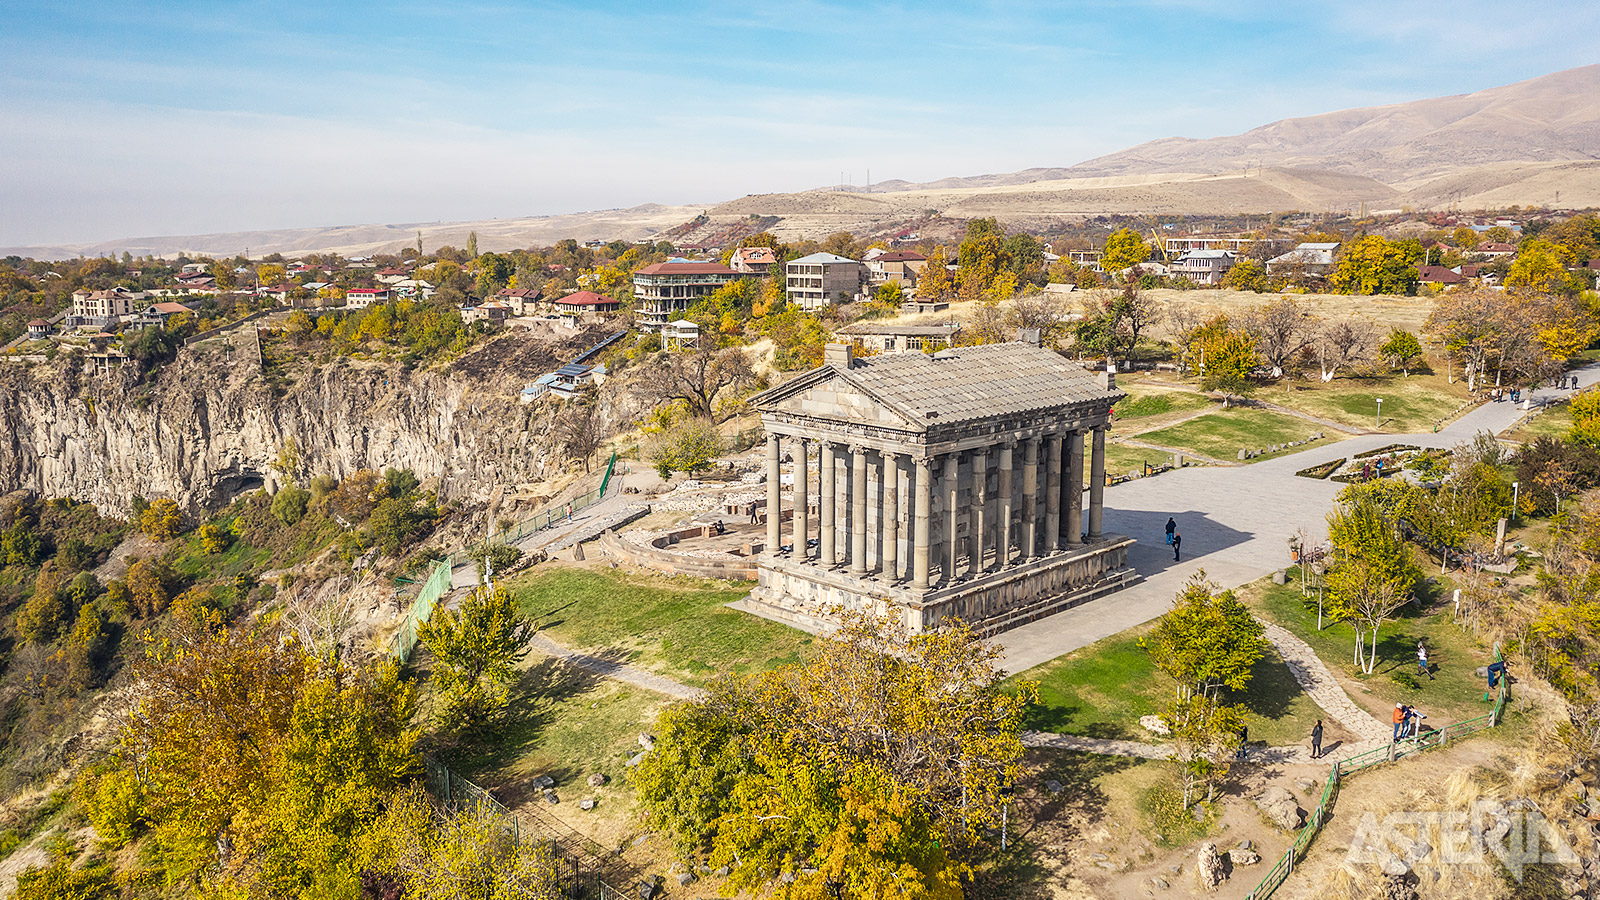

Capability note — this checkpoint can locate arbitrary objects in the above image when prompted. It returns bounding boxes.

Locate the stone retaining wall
[596,530,759,580]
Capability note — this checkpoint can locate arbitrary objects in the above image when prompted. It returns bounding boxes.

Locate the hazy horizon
[4,0,1600,249]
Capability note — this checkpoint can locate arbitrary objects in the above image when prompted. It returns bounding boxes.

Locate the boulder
[714,866,730,877]
[531,774,555,790]
[1151,876,1170,890]
[588,773,608,787]
[676,872,695,886]
[1229,848,1261,866]
[579,798,596,811]
[638,733,657,750]
[1379,852,1410,877]
[544,791,559,805]
[1293,777,1317,793]
[626,751,648,767]
[1139,715,1171,736]
[1255,786,1304,831]
[1045,779,1064,794]
[1195,842,1226,890]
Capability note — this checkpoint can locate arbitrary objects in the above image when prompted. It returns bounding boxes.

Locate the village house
[549,362,595,399]
[376,267,411,284]
[26,319,51,340]
[552,290,621,324]
[1266,242,1340,280]
[787,252,865,310]
[663,319,700,350]
[460,302,511,326]
[1475,242,1518,259]
[1417,265,1464,286]
[71,287,145,321]
[346,287,390,309]
[392,279,434,299]
[865,251,928,287]
[492,287,542,316]
[1171,249,1235,285]
[258,282,300,303]
[134,301,194,327]
[834,322,960,354]
[633,259,748,330]
[730,246,778,275]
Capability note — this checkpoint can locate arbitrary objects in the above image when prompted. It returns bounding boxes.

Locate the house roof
[554,290,618,307]
[753,341,1119,430]
[789,252,859,265]
[496,288,541,298]
[555,363,592,378]
[874,251,927,262]
[733,247,777,263]
[150,302,190,314]
[1479,242,1517,253]
[1417,265,1464,284]
[348,287,387,294]
[836,323,960,337]
[27,319,48,327]
[377,267,410,276]
[634,261,737,276]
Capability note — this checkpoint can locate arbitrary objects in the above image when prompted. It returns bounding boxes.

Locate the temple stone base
[746,535,1139,637]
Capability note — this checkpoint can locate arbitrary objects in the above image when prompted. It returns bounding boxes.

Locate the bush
[139,498,184,541]
[16,581,67,644]
[197,522,229,554]
[75,767,146,849]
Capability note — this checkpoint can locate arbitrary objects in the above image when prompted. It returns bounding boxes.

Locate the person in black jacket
[1165,517,1176,545]
[1172,531,1182,561]
[1311,719,1324,759]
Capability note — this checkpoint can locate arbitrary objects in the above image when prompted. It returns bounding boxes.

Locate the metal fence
[1245,654,1509,900]
[388,556,452,663]
[455,451,619,567]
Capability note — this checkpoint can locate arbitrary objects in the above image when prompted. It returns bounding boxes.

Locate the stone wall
[595,530,758,581]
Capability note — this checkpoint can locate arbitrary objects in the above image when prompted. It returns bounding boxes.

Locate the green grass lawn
[1241,570,1499,726]
[1504,400,1572,443]
[1268,373,1469,433]
[1009,623,1324,747]
[1104,443,1189,477]
[1113,386,1213,420]
[506,564,813,686]
[1135,407,1330,462]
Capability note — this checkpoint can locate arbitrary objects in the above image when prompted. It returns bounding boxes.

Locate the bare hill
[0,204,704,260]
[1068,64,1600,182]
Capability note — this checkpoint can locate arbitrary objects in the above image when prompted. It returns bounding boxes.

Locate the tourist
[1310,719,1324,759]
[1236,725,1249,760]
[1172,531,1181,561]
[1165,517,1176,545]
[1392,703,1405,741]
[1416,640,1433,681]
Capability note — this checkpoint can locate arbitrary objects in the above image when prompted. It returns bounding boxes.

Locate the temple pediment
[763,371,922,433]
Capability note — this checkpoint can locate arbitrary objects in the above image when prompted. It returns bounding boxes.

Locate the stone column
[792,438,808,560]
[971,449,988,573]
[1044,434,1061,553]
[1020,438,1038,561]
[851,445,868,575]
[1065,430,1084,545]
[944,453,961,582]
[820,441,836,565]
[765,434,781,552]
[1089,426,1107,539]
[912,457,933,589]
[882,453,899,581]
[998,443,1014,567]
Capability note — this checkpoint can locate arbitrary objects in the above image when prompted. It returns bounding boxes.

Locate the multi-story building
[730,246,778,275]
[70,287,144,321]
[864,250,927,286]
[786,252,864,310]
[632,260,746,329]
[1171,249,1236,285]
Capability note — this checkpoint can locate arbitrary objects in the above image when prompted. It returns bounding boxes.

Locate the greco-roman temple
[747,337,1140,636]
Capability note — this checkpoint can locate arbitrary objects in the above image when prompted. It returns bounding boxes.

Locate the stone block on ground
[1229,847,1261,866]
[1139,715,1170,736]
[532,775,555,790]
[579,798,596,810]
[1195,842,1226,890]
[676,872,695,886]
[1255,786,1304,831]
[626,751,648,767]
[588,773,608,787]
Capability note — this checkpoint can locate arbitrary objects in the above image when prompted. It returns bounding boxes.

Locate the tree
[1570,391,1600,449]
[1451,226,1480,251]
[1506,238,1578,295]
[271,484,310,525]
[917,246,955,301]
[1380,329,1423,376]
[648,417,722,479]
[1142,573,1266,702]
[1163,692,1245,808]
[359,786,563,900]
[419,585,535,733]
[1101,228,1150,274]
[957,218,1006,300]
[17,563,68,643]
[198,522,229,554]
[554,391,603,470]
[125,558,172,618]
[1198,327,1257,406]
[256,263,286,285]
[140,497,184,541]
[469,543,523,583]
[1325,492,1423,673]
[1329,235,1421,295]
[1243,297,1313,378]
[1222,258,1269,292]
[1313,320,1374,382]
[368,495,432,556]
[636,613,1029,891]
[643,346,754,422]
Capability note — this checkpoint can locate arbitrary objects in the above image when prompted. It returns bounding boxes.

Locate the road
[994,366,1600,674]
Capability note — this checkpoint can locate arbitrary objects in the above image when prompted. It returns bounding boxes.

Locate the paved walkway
[993,363,1600,675]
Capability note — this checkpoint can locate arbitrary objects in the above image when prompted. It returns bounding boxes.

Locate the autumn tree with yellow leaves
[635,613,1032,899]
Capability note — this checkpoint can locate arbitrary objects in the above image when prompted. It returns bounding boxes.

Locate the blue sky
[2,0,1598,247]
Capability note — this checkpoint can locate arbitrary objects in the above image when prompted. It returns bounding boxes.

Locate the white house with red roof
[346,287,390,309]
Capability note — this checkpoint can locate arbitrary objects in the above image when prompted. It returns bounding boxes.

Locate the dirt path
[527,635,704,702]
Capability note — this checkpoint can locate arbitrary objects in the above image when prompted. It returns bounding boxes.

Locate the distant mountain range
[7,66,1600,259]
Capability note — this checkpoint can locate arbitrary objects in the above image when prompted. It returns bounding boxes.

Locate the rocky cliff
[0,339,591,517]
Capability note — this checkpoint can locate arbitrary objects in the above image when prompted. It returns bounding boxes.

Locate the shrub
[75,767,146,849]
[139,498,184,541]
[197,523,229,554]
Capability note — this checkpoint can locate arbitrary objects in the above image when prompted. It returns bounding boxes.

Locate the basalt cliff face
[0,346,578,517]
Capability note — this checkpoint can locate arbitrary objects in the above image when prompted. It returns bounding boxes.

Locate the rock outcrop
[0,339,623,517]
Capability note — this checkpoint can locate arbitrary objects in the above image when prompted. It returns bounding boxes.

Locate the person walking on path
[1172,531,1182,561]
[1311,719,1324,759]
[1392,703,1405,742]
[1417,640,1433,681]
[1165,517,1176,546]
